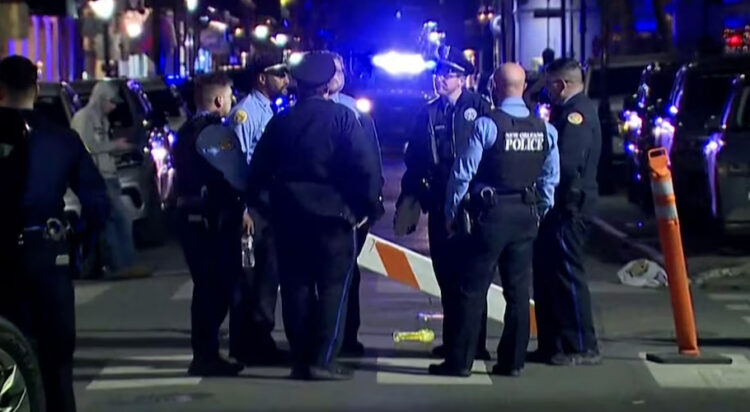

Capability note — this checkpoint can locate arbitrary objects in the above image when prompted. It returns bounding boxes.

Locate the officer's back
[0,55,108,412]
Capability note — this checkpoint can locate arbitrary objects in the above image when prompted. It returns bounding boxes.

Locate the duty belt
[19,218,68,244]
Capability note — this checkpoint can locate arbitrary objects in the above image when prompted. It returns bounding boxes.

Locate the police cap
[289,52,336,89]
[253,48,288,77]
[436,47,475,76]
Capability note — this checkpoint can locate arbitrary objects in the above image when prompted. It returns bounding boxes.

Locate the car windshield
[588,65,645,98]
[34,94,70,127]
[679,73,735,130]
[145,88,182,118]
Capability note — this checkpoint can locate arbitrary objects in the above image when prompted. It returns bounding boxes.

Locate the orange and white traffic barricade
[645,148,730,364]
[357,233,537,336]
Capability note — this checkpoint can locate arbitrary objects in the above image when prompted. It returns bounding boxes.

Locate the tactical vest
[474,110,549,192]
[172,113,237,210]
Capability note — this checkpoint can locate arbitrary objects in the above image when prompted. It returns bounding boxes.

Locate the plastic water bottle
[393,329,435,343]
[241,234,255,269]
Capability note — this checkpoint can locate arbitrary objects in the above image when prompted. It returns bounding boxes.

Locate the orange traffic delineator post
[644,148,731,365]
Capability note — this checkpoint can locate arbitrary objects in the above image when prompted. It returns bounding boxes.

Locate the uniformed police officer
[329,52,385,356]
[395,47,492,360]
[432,63,559,377]
[247,52,382,380]
[173,73,247,377]
[531,58,602,366]
[227,51,290,365]
[0,56,110,412]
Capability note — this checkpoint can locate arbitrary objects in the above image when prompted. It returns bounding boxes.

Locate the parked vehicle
[702,73,750,234]
[0,316,45,412]
[621,61,681,205]
[652,55,750,225]
[71,79,171,245]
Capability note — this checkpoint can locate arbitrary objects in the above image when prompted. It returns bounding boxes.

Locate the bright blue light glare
[372,52,432,76]
[165,75,187,86]
[668,105,678,115]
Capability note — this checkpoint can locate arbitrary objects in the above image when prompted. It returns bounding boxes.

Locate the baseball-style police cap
[289,52,336,89]
[436,47,475,76]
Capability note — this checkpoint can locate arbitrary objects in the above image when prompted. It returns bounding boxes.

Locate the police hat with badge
[435,46,476,77]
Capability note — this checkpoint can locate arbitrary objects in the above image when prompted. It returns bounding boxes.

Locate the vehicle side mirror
[704,116,723,132]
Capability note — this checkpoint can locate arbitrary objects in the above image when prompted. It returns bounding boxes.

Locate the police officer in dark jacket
[433,63,558,377]
[0,56,109,412]
[395,47,492,360]
[173,73,247,377]
[531,58,602,366]
[248,52,382,381]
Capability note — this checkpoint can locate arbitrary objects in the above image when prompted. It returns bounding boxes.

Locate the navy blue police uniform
[533,89,602,365]
[436,98,558,377]
[396,49,492,359]
[247,53,382,380]
[172,111,247,376]
[0,108,109,412]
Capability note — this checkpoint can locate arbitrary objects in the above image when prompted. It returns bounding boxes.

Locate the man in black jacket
[248,52,383,381]
[0,55,110,412]
[395,47,492,360]
[531,58,602,366]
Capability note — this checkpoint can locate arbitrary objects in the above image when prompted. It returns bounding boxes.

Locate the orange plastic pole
[648,148,699,356]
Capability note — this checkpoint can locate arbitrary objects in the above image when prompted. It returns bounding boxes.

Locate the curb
[587,216,665,266]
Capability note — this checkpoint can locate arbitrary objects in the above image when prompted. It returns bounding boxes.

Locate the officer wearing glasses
[395,47,492,361]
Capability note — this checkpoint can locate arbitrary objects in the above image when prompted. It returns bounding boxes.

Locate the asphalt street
[70,157,750,412]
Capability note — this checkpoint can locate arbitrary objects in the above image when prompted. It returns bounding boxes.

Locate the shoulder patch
[464,108,478,122]
[234,110,248,125]
[567,111,584,125]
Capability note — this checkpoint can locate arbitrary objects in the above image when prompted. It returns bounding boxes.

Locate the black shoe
[526,350,553,364]
[475,348,491,361]
[431,345,446,358]
[340,341,366,357]
[427,362,471,377]
[233,348,285,366]
[491,364,521,377]
[579,349,603,366]
[308,363,354,381]
[188,357,243,377]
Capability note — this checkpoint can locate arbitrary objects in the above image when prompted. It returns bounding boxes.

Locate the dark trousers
[427,211,487,353]
[230,210,280,357]
[177,208,243,361]
[447,199,537,371]
[343,224,369,346]
[274,213,357,369]
[533,209,598,355]
[1,237,77,412]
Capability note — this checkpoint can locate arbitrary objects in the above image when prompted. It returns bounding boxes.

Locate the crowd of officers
[0,43,601,411]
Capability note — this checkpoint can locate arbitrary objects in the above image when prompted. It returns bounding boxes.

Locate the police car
[621,61,681,206]
[71,79,171,245]
[701,73,750,233]
[0,315,44,412]
[651,55,750,223]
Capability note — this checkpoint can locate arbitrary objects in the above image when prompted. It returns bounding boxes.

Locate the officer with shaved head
[433,63,559,378]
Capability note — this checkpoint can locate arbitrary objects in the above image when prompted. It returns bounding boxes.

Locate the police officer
[227,51,290,365]
[432,63,559,377]
[0,56,109,412]
[173,73,247,377]
[247,52,382,380]
[531,58,602,366]
[329,52,384,356]
[396,47,492,360]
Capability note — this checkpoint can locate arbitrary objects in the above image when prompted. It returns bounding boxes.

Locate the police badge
[464,108,478,121]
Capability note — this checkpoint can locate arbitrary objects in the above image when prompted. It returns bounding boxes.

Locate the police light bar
[372,52,433,76]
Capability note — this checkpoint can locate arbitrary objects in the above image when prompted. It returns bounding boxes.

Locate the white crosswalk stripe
[708,293,750,302]
[85,354,200,391]
[642,353,750,389]
[171,280,194,300]
[726,303,750,311]
[74,284,111,306]
[375,358,492,385]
